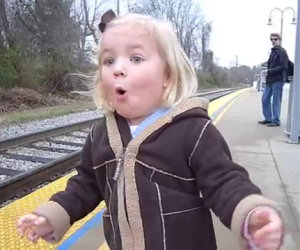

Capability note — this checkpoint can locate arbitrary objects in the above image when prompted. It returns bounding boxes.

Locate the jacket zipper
[113,149,125,180]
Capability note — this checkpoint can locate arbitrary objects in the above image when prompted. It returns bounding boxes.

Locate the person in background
[258,33,289,127]
[17,12,284,250]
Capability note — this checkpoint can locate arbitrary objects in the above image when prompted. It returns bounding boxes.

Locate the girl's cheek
[104,82,114,95]
[103,84,115,102]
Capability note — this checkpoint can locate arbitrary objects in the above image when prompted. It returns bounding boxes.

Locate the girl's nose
[113,69,125,77]
[113,60,126,77]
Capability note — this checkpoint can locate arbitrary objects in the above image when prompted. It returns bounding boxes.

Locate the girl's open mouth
[115,86,127,99]
[117,89,126,95]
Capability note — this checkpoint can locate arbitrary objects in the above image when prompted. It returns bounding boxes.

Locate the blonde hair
[93,13,198,111]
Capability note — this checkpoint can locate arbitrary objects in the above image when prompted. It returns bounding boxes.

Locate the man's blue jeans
[262,82,284,124]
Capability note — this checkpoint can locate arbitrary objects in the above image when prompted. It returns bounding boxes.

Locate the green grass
[0,101,96,126]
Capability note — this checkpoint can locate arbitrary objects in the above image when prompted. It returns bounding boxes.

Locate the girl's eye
[103,58,114,66]
[131,56,144,64]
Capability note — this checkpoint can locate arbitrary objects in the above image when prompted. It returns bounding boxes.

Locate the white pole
[289,0,300,143]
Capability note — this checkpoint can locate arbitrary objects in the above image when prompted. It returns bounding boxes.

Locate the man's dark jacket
[266,46,288,84]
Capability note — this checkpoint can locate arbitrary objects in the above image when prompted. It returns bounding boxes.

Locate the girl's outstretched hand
[17,214,54,243]
[248,207,283,250]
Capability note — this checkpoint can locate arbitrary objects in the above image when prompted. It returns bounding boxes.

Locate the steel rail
[196,87,237,97]
[0,151,81,202]
[0,117,101,151]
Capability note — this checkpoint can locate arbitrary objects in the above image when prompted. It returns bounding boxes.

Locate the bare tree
[71,0,105,65]
[76,0,103,64]
[0,0,15,48]
[131,0,206,66]
[11,0,80,59]
[82,0,102,44]
[0,17,4,48]
[201,22,212,72]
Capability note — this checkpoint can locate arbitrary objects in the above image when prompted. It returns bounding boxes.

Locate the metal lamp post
[289,2,300,143]
[267,6,299,143]
[267,7,296,41]
[117,0,120,14]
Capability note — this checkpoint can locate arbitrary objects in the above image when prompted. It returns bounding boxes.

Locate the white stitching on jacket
[93,158,116,170]
[163,206,205,216]
[188,120,211,168]
[106,165,116,243]
[155,183,166,250]
[89,124,95,142]
[136,160,196,181]
[150,170,155,182]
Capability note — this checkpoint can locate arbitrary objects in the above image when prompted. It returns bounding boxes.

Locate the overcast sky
[198,0,298,67]
[95,0,298,68]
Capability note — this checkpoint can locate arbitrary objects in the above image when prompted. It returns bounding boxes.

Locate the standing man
[258,33,289,127]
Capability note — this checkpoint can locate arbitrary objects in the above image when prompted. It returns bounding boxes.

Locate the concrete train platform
[0,87,299,249]
[212,86,299,250]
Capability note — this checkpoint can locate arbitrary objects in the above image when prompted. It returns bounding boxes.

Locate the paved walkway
[213,87,299,250]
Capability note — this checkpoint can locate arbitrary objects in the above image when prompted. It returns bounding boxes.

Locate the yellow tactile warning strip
[99,242,109,250]
[208,88,247,118]
[209,89,248,125]
[0,171,105,250]
[0,88,249,250]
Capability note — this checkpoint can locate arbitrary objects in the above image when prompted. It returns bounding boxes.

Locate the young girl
[17,13,283,250]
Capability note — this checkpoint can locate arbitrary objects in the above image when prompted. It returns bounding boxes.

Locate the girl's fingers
[259,242,280,250]
[253,223,282,247]
[32,233,40,243]
[17,214,40,236]
[249,209,272,234]
[33,234,40,243]
[27,230,39,243]
[17,214,51,243]
[18,222,35,236]
[248,207,283,248]
[250,209,271,227]
[18,215,37,227]
[253,230,281,250]
[254,222,281,239]
[33,216,47,226]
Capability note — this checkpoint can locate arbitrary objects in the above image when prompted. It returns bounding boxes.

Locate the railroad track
[196,87,239,100]
[0,88,240,204]
[0,118,100,151]
[0,118,101,203]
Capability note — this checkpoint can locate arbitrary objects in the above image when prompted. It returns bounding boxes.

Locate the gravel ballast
[0,110,102,140]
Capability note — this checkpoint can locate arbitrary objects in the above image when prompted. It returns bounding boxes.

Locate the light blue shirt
[130,107,170,138]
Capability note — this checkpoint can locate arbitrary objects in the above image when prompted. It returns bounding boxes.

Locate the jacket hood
[171,97,210,122]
